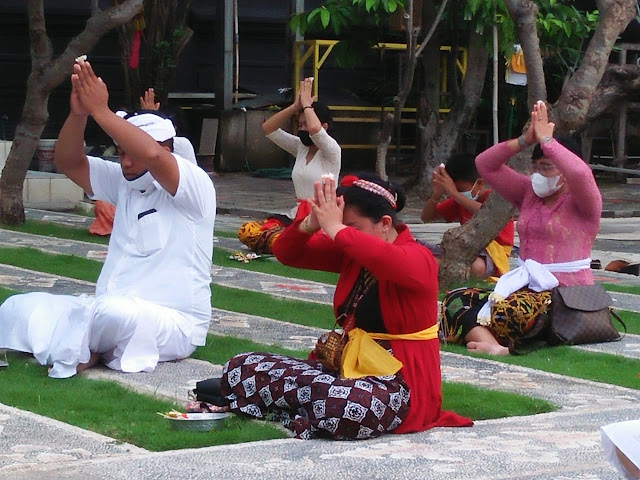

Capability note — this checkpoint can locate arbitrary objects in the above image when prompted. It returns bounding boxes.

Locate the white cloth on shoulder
[0,293,94,378]
[173,137,197,164]
[476,257,591,325]
[601,420,640,479]
[0,292,196,378]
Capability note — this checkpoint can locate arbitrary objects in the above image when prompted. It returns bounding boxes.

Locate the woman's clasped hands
[304,177,346,240]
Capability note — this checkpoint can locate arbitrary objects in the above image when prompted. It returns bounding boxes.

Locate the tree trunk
[504,0,545,108]
[439,197,516,287]
[117,0,193,109]
[375,0,449,180]
[554,0,636,132]
[0,0,143,225]
[418,30,489,196]
[375,0,418,180]
[420,32,509,287]
[415,0,441,194]
[586,64,640,121]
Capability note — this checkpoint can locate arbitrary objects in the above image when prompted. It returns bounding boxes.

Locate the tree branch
[375,0,419,179]
[503,0,545,108]
[586,64,640,122]
[42,0,144,90]
[27,0,53,70]
[439,30,489,138]
[415,0,449,59]
[555,0,636,132]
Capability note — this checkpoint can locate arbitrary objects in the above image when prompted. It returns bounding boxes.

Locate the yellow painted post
[292,40,467,115]
[313,41,320,99]
[294,42,301,97]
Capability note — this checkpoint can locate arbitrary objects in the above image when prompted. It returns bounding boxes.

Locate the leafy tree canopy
[292,0,599,75]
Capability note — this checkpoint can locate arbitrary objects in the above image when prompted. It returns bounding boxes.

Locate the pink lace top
[476,140,602,286]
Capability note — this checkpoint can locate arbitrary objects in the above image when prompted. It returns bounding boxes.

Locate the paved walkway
[211,172,640,221]
[0,193,638,478]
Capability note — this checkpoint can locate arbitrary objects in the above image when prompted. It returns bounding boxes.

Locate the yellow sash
[340,324,439,379]
[485,240,512,278]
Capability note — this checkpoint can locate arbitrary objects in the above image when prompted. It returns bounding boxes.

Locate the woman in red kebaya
[216,173,472,439]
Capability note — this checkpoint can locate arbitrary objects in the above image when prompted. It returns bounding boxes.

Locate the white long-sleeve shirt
[267,128,341,217]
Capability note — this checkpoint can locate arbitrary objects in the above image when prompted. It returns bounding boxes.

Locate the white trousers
[0,292,196,378]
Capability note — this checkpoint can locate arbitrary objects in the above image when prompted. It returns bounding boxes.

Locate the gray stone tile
[0,403,143,474]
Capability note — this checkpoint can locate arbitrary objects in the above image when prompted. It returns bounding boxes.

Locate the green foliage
[149,26,190,96]
[292,0,598,78]
[290,0,405,37]
[464,0,598,59]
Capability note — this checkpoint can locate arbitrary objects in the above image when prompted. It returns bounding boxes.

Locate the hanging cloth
[129,5,146,69]
[505,44,527,86]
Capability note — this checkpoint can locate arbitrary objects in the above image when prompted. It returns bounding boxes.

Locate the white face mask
[530,172,563,198]
[125,170,155,192]
[459,180,479,201]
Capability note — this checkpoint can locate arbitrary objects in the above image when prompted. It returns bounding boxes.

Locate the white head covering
[115,111,176,142]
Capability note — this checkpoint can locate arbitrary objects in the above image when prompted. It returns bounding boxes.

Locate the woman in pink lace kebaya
[457,101,602,356]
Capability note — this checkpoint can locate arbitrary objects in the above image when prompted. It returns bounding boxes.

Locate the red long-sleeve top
[272,221,472,433]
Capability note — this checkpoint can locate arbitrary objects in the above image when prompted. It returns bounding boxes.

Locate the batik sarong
[221,350,409,440]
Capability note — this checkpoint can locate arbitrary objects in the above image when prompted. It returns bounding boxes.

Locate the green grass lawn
[0,352,288,451]
[193,334,309,364]
[214,248,338,285]
[212,284,335,329]
[443,344,640,390]
[1,219,109,245]
[603,283,640,296]
[0,246,102,282]
[441,381,555,419]
[0,350,555,451]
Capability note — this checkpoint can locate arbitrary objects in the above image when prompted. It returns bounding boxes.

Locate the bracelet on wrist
[517,135,528,148]
[301,216,316,234]
[541,136,554,144]
[303,105,314,110]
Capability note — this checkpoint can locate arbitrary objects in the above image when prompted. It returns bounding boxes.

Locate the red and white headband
[340,175,397,209]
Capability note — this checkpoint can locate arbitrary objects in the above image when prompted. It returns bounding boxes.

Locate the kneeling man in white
[0,59,216,378]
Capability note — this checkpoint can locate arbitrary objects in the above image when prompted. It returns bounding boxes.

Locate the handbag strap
[337,268,377,333]
[609,308,627,341]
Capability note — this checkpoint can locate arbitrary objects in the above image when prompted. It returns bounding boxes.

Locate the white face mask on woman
[530,172,563,198]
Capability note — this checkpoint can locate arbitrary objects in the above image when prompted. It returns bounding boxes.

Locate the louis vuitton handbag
[548,284,626,346]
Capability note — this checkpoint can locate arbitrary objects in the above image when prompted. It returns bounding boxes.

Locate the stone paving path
[1,209,639,478]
